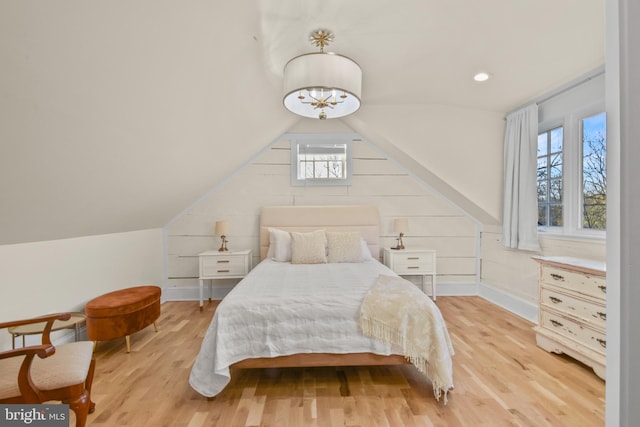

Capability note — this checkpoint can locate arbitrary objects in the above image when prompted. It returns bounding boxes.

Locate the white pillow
[327,231,364,263]
[290,230,327,264]
[267,227,292,262]
[360,238,374,261]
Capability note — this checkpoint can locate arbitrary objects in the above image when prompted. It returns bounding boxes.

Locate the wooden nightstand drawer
[200,255,247,277]
[198,249,252,310]
[382,248,437,300]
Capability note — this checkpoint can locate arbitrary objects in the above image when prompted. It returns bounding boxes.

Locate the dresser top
[532,256,606,275]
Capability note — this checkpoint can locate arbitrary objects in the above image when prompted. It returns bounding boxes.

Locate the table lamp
[393,218,408,250]
[215,220,230,252]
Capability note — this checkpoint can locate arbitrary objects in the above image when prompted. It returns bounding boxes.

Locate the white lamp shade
[214,221,229,236]
[283,52,362,119]
[393,218,408,233]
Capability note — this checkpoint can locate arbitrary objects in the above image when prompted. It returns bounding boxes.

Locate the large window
[537,127,564,227]
[536,111,606,237]
[290,136,353,186]
[581,112,607,230]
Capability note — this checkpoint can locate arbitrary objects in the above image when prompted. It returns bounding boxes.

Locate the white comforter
[189,259,397,397]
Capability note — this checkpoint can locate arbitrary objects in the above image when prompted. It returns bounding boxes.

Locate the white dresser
[198,249,252,310]
[383,248,437,300]
[532,256,606,379]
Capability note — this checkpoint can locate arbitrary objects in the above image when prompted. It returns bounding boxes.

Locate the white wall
[0,228,164,349]
[165,121,482,301]
[481,226,606,305]
[350,104,506,224]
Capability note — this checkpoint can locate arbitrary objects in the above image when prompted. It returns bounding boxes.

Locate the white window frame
[537,121,564,232]
[290,134,353,187]
[538,101,606,239]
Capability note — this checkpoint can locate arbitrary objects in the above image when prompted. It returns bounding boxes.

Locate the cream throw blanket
[360,275,455,403]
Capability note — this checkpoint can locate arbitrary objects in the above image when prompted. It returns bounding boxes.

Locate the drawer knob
[550,319,563,328]
[217,269,230,273]
[549,296,563,304]
[550,273,565,281]
[598,285,606,294]
[597,311,606,320]
[596,338,606,348]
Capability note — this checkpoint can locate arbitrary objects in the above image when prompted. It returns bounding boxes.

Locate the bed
[189,205,454,401]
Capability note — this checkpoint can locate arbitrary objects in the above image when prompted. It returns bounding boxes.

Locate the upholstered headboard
[259,205,381,261]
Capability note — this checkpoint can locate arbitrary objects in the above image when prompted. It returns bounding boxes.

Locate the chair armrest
[0,313,71,345]
[0,344,55,361]
[0,344,56,402]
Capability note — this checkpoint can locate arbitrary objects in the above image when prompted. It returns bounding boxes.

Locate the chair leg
[86,358,96,414]
[67,390,90,427]
[125,335,131,353]
[153,321,158,332]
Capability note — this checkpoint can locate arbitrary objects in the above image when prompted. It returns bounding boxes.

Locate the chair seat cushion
[0,341,94,399]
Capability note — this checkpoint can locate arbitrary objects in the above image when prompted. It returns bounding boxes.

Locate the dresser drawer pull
[596,338,606,348]
[217,269,230,273]
[598,285,606,294]
[407,266,420,269]
[550,319,563,328]
[549,296,563,304]
[217,260,230,264]
[407,257,420,260]
[597,312,606,320]
[550,273,565,281]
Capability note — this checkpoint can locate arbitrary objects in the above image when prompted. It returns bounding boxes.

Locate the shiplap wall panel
[480,225,606,302]
[165,135,479,296]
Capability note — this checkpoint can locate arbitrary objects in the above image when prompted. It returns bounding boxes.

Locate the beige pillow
[266,227,292,262]
[290,230,327,264]
[327,231,364,263]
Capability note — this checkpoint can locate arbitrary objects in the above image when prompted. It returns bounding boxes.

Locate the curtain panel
[502,104,541,251]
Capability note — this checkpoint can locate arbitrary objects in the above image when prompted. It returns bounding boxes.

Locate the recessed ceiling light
[473,72,491,82]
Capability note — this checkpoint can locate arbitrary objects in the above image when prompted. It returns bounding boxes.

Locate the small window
[581,112,607,230]
[291,138,352,186]
[537,127,564,227]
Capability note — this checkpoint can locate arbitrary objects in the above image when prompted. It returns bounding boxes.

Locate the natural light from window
[581,112,607,230]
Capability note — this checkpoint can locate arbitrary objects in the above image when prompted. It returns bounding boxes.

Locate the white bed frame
[232,205,407,369]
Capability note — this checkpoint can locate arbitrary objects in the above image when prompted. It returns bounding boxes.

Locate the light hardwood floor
[80,297,604,427]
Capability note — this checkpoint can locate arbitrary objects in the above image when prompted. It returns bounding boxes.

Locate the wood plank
[80,298,604,427]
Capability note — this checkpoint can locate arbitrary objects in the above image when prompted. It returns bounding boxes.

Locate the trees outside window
[537,127,563,227]
[581,112,607,230]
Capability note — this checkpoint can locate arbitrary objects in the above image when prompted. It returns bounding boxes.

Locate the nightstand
[198,249,252,310]
[383,248,437,300]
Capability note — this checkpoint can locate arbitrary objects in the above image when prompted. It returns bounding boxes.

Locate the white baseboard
[435,282,479,296]
[478,283,539,323]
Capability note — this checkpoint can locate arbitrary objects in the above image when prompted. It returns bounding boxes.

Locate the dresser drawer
[540,309,606,355]
[391,253,434,274]
[541,287,606,329]
[542,266,606,299]
[200,255,247,277]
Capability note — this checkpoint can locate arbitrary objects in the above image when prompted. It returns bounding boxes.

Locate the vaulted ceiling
[0,1,605,244]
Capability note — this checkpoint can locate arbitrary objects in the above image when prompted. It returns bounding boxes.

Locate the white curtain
[502,104,540,251]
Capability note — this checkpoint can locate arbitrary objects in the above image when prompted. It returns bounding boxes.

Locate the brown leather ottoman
[85,285,161,353]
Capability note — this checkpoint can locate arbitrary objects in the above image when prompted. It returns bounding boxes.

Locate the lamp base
[218,236,228,252]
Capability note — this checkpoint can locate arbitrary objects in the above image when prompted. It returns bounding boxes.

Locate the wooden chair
[0,313,96,427]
